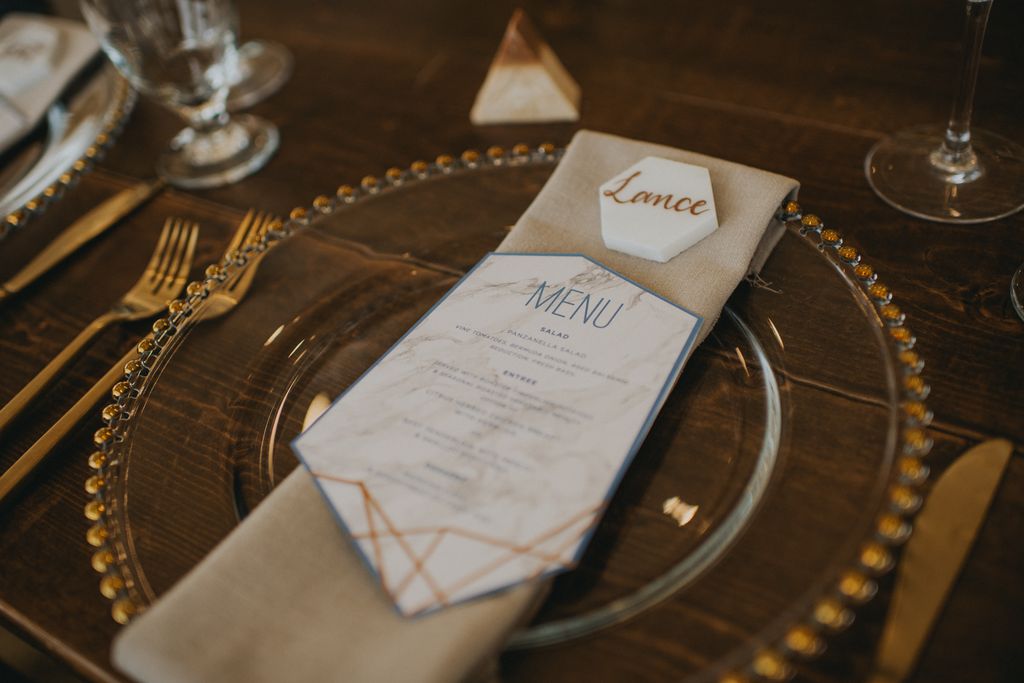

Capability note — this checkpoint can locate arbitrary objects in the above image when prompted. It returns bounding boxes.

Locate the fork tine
[154,218,185,286]
[176,222,199,283]
[244,211,265,248]
[144,218,176,281]
[158,221,199,295]
[224,209,256,257]
[152,218,191,294]
[226,214,280,294]
[245,212,274,252]
[255,212,277,242]
[148,218,182,285]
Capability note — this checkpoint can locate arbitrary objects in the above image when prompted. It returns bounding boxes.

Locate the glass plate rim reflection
[506,305,783,648]
[87,147,932,680]
[0,61,135,237]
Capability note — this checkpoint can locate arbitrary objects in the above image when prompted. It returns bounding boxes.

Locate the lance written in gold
[601,169,710,217]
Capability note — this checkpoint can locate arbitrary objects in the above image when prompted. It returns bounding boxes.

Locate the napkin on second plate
[112,130,798,683]
[0,13,99,156]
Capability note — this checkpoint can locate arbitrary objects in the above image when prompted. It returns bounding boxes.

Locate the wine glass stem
[172,88,250,167]
[180,90,230,135]
[934,0,993,172]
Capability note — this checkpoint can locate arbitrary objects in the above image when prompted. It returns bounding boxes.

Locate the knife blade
[0,177,166,302]
[869,438,1013,683]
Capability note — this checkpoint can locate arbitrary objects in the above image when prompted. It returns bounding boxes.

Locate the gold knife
[869,438,1013,683]
[0,177,166,302]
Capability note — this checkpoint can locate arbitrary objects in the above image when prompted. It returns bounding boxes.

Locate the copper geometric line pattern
[435,505,600,604]
[391,530,446,601]
[364,493,449,604]
[312,470,603,613]
[361,484,387,595]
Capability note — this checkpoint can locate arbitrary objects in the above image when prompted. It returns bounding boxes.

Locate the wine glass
[1011,263,1024,322]
[865,0,1024,224]
[80,0,279,189]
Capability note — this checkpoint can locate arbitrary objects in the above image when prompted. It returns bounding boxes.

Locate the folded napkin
[501,130,798,341]
[0,13,99,155]
[113,130,798,683]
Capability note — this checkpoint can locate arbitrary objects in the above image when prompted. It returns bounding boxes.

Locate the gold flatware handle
[0,216,198,437]
[869,439,1013,683]
[0,348,137,504]
[0,209,273,503]
[0,314,115,438]
[0,178,165,300]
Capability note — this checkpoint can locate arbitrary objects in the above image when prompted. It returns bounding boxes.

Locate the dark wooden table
[1,0,1022,681]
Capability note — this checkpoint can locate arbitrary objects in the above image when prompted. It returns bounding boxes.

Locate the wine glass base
[865,125,1024,224]
[158,114,279,190]
[226,40,294,111]
[1011,263,1024,323]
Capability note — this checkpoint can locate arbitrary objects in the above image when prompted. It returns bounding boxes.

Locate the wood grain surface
[0,0,1021,681]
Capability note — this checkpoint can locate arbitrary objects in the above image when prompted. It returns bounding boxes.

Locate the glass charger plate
[85,147,932,682]
[0,61,134,239]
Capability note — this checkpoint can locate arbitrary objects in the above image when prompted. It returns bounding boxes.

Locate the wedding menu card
[293,253,702,615]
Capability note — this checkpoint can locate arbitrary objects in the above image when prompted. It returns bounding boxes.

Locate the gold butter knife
[0,177,166,302]
[869,438,1013,683]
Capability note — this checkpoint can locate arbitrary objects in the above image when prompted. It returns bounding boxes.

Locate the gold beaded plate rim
[84,145,931,682]
[1,63,136,238]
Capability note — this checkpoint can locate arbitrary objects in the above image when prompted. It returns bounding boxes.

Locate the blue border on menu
[290,251,705,616]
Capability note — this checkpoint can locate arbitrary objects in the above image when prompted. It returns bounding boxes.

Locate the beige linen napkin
[0,13,99,155]
[113,130,798,683]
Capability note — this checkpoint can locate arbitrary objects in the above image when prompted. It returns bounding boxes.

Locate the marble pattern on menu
[292,253,702,616]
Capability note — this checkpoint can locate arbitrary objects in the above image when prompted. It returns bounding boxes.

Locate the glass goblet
[1011,262,1024,322]
[80,0,279,189]
[865,0,1024,224]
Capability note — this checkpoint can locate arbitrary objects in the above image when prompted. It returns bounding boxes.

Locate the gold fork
[201,209,274,319]
[0,218,198,438]
[0,210,279,503]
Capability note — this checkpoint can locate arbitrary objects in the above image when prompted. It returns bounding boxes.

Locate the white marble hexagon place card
[599,156,718,263]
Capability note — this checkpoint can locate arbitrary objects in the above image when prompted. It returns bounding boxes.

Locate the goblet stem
[80,0,278,189]
[863,0,1022,223]
[158,78,277,189]
[178,89,230,134]
[930,0,992,179]
[168,89,247,166]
